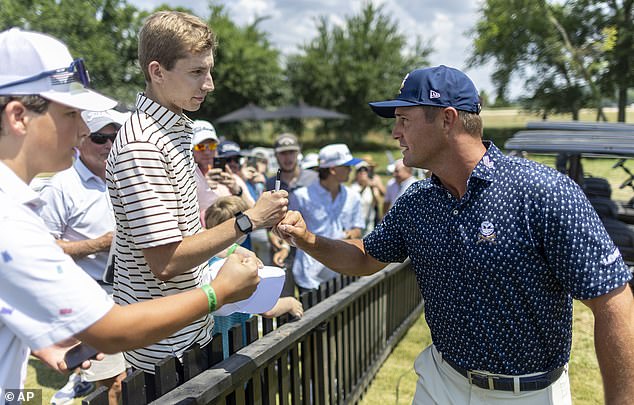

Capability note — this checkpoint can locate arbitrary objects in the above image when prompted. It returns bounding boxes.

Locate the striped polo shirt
[105,93,212,373]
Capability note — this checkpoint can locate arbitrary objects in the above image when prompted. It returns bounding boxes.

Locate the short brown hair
[138,11,217,82]
[421,106,482,137]
[204,196,249,229]
[0,95,49,130]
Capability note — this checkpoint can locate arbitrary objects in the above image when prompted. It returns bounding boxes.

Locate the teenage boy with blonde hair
[106,11,288,373]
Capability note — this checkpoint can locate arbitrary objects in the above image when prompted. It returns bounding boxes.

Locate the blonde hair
[138,11,217,82]
[204,196,249,229]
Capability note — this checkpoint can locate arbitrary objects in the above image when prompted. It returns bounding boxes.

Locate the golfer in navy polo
[277,65,634,404]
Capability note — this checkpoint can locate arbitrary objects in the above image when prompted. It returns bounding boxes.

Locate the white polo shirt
[106,93,213,373]
[0,162,112,393]
[289,181,365,289]
[39,158,115,281]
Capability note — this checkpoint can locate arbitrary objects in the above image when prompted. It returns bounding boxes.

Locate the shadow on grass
[27,358,68,389]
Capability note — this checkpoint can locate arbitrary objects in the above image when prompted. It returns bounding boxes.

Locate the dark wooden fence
[83,260,422,405]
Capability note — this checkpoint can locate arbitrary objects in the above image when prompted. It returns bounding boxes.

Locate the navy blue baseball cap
[369,65,481,118]
[217,140,242,158]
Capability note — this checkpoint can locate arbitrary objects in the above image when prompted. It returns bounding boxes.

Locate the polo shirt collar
[135,93,193,130]
[0,161,43,210]
[74,158,102,184]
[429,141,501,188]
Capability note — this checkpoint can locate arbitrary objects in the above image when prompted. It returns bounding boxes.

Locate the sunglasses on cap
[0,58,90,90]
[193,143,218,152]
[89,132,117,145]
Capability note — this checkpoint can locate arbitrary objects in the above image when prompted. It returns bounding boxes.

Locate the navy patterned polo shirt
[364,142,632,374]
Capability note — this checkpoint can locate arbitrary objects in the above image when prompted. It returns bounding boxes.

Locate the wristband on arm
[227,243,239,256]
[201,284,217,313]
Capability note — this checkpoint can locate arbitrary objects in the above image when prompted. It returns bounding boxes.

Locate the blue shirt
[290,181,365,289]
[364,142,631,374]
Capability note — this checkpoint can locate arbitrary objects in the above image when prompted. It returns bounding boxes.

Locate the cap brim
[342,157,363,166]
[275,146,300,153]
[368,99,422,118]
[41,88,117,111]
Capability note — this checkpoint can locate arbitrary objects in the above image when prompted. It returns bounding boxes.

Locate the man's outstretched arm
[276,210,387,276]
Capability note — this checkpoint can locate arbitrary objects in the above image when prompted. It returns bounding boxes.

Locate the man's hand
[208,167,240,194]
[211,253,260,307]
[245,190,288,229]
[275,210,312,249]
[31,338,104,373]
[272,244,290,267]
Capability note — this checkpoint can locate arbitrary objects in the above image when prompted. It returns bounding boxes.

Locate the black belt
[444,357,565,392]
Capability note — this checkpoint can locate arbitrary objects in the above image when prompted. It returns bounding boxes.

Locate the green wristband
[201,284,217,313]
[226,243,239,256]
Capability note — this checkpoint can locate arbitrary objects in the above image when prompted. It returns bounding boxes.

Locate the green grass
[26,359,85,404]
[360,301,602,405]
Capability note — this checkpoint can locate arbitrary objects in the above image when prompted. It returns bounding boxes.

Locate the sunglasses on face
[193,143,218,152]
[0,58,90,90]
[89,132,117,145]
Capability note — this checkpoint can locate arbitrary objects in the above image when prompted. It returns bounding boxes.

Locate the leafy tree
[468,0,632,122]
[285,2,432,144]
[0,0,146,107]
[191,3,287,133]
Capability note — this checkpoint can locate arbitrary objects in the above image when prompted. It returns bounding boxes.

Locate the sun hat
[274,133,301,153]
[0,28,116,111]
[369,65,481,118]
[192,120,219,145]
[318,144,362,168]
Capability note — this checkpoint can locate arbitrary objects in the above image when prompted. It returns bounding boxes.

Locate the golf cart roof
[505,121,634,157]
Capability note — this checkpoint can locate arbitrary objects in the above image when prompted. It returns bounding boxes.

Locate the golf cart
[505,121,634,266]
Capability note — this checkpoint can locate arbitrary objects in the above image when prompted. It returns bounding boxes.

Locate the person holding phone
[0,26,276,395]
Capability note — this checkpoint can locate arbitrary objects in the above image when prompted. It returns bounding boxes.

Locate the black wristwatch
[234,211,253,234]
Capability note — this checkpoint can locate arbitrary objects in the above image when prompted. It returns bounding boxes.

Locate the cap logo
[429,90,441,99]
[398,73,410,95]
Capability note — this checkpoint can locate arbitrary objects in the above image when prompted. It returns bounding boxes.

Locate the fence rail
[83,260,422,405]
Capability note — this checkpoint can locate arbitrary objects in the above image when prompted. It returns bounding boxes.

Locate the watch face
[236,213,253,233]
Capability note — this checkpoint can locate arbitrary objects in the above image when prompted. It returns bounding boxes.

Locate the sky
[130,0,502,97]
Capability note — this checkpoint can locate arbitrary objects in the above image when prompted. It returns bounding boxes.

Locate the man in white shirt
[0,27,263,395]
[39,110,127,404]
[287,144,365,292]
[383,158,417,216]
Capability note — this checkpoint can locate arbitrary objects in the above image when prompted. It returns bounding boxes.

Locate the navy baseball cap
[217,140,242,158]
[369,65,481,118]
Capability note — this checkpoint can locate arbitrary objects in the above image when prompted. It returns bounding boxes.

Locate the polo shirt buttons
[453,209,459,215]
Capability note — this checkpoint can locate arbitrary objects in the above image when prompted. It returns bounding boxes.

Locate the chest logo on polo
[477,220,497,244]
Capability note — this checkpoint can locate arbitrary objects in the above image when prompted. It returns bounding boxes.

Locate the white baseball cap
[301,152,320,170]
[81,109,128,133]
[318,144,362,168]
[192,119,219,145]
[0,28,117,111]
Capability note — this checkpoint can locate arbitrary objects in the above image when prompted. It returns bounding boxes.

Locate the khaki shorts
[413,345,571,405]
